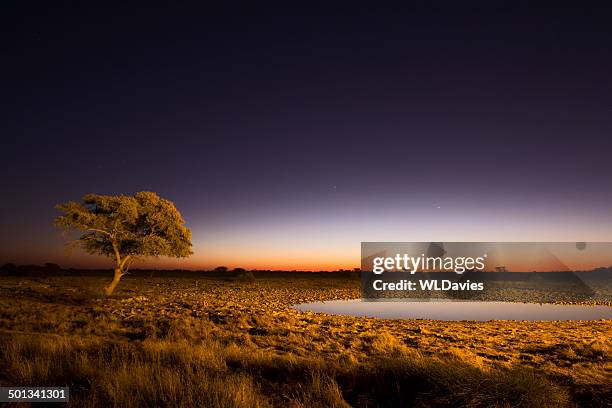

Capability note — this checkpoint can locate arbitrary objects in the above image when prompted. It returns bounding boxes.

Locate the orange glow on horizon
[6,239,612,273]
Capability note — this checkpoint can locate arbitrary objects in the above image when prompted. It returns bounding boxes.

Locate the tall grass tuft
[0,334,571,407]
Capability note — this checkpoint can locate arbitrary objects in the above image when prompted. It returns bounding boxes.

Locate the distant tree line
[0,263,63,276]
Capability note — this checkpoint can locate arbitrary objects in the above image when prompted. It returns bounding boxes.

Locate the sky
[2,4,612,270]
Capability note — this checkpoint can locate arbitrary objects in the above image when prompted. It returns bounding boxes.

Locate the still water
[293,299,612,321]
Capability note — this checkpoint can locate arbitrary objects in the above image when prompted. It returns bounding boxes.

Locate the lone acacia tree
[55,191,193,295]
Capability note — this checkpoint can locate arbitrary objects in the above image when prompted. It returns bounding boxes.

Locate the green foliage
[56,192,192,261]
[55,192,192,294]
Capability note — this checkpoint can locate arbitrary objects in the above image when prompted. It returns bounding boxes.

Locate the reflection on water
[293,299,612,321]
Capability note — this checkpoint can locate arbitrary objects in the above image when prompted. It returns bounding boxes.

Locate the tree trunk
[104,267,123,296]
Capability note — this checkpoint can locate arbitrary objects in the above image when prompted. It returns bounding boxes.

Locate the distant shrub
[232,268,255,282]
[44,263,62,272]
[0,263,18,276]
[234,272,255,282]
[1,263,25,276]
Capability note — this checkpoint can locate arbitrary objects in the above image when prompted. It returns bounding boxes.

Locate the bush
[232,268,256,282]
[44,262,62,272]
[0,263,18,276]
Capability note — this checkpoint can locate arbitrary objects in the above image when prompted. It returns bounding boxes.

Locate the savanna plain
[0,271,610,407]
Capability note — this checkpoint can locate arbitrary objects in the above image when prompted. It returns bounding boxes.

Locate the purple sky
[2,4,612,269]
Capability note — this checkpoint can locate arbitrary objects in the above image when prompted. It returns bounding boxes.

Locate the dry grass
[0,334,570,408]
[0,336,266,407]
[0,274,610,407]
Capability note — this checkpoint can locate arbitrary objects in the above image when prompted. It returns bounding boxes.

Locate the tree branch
[120,255,131,269]
[85,228,112,236]
[121,258,134,276]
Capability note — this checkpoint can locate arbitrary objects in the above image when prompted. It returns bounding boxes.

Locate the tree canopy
[55,191,192,295]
